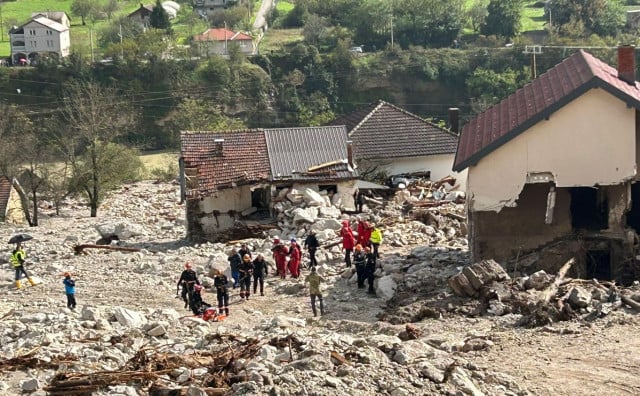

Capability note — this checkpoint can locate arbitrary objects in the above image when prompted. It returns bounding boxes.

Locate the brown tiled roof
[0,176,12,220]
[180,131,270,197]
[453,50,640,171]
[193,28,253,42]
[330,100,458,160]
[264,126,356,182]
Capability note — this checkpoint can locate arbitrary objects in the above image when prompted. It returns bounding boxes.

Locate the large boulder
[113,307,147,328]
[292,207,318,224]
[96,221,147,240]
[302,188,326,206]
[318,206,342,219]
[310,219,342,233]
[376,275,397,301]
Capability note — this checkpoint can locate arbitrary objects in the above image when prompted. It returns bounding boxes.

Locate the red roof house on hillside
[454,46,640,285]
[193,28,254,56]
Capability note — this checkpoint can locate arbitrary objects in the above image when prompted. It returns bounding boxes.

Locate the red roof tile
[453,50,640,171]
[180,131,270,197]
[330,100,458,160]
[193,28,252,42]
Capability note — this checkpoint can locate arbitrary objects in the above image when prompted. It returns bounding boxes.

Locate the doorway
[570,187,608,231]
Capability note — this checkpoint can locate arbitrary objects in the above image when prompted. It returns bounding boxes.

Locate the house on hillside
[453,46,640,284]
[329,100,466,189]
[193,28,254,56]
[31,11,71,28]
[0,176,27,224]
[193,0,232,18]
[179,126,358,241]
[9,16,70,65]
[127,4,155,27]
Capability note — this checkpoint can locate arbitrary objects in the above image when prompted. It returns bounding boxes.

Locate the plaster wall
[467,89,637,212]
[189,185,253,239]
[382,154,467,190]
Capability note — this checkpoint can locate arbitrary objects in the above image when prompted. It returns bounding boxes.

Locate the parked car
[349,46,363,54]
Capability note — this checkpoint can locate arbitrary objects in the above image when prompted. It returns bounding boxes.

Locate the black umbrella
[8,234,33,244]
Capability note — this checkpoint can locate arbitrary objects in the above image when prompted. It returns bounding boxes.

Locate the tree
[466,0,489,32]
[167,99,245,134]
[547,0,625,37]
[149,0,171,31]
[303,14,328,46]
[480,0,522,38]
[103,0,120,21]
[56,82,141,217]
[71,0,97,25]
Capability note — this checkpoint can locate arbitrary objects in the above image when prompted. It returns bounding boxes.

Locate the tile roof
[453,49,640,171]
[330,100,459,160]
[180,131,270,197]
[0,176,12,220]
[264,126,356,182]
[180,126,357,196]
[193,28,253,42]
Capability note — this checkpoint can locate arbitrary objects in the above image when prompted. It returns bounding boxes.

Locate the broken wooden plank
[330,351,350,366]
[540,258,575,303]
[74,244,141,255]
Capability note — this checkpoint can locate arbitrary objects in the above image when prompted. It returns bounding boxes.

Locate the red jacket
[340,226,355,250]
[289,244,301,263]
[358,222,372,245]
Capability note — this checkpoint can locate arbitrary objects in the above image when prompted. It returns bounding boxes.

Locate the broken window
[569,187,608,231]
[251,187,270,210]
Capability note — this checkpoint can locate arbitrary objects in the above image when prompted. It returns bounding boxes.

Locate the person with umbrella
[9,235,37,289]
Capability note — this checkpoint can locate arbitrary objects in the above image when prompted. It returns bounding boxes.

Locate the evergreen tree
[480,0,522,38]
[149,0,171,31]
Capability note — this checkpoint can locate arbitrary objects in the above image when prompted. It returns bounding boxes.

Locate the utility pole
[89,28,94,63]
[523,45,542,79]
[0,3,4,43]
[224,21,228,55]
[390,3,394,49]
[119,24,124,59]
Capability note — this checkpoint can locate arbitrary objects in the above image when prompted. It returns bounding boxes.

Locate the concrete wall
[384,154,467,190]
[467,89,637,212]
[187,185,253,240]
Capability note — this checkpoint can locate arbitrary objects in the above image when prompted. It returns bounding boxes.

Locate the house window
[29,29,36,35]
[12,41,25,47]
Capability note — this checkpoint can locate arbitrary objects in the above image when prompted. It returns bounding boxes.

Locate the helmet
[355,244,362,250]
[290,238,296,243]
[194,284,203,291]
[63,272,70,278]
[185,262,192,269]
[274,236,280,243]
[243,254,251,262]
[342,220,349,227]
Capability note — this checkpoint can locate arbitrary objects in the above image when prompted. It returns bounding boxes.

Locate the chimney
[618,45,636,85]
[448,107,460,134]
[346,140,354,168]
[214,138,224,156]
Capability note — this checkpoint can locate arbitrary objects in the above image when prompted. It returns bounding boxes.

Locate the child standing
[63,272,77,310]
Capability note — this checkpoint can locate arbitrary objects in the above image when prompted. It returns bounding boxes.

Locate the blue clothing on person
[63,278,76,294]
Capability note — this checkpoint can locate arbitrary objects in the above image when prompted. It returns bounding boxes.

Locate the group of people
[227,244,270,298]
[177,262,230,320]
[340,217,383,295]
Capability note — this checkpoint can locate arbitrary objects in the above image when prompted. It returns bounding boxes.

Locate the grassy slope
[0,0,152,58]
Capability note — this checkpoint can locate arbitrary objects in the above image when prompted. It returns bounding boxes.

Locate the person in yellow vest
[10,242,37,289]
[369,224,383,259]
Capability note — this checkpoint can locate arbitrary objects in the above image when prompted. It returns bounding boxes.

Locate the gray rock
[147,325,167,337]
[21,378,39,391]
[376,275,397,301]
[568,286,592,309]
[113,307,147,328]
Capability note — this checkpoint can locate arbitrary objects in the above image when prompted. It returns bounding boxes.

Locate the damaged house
[453,47,640,284]
[179,126,358,241]
[329,100,466,189]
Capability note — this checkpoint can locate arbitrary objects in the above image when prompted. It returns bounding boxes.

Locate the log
[540,258,575,303]
[321,239,343,249]
[330,351,350,366]
[73,244,141,255]
[621,294,640,312]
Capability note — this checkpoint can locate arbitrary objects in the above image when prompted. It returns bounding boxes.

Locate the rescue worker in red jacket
[288,239,302,278]
[271,237,289,279]
[357,218,372,248]
[340,220,356,267]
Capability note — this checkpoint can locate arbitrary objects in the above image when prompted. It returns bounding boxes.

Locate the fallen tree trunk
[74,244,141,255]
[621,294,640,312]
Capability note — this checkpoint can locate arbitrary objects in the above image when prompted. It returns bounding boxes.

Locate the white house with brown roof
[453,47,640,284]
[9,16,70,65]
[179,127,357,241]
[193,28,255,56]
[330,100,466,190]
[30,11,71,27]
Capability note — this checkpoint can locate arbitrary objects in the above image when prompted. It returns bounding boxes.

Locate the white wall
[467,89,637,211]
[198,185,253,234]
[372,154,467,190]
[12,21,70,58]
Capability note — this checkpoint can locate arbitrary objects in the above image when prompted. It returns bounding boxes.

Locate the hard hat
[243,254,251,261]
[355,244,362,250]
[194,284,203,291]
[290,238,296,243]
[185,262,192,269]
[274,237,280,243]
[63,272,70,278]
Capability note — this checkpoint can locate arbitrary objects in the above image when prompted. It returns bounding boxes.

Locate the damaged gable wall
[187,185,253,241]
[468,89,637,212]
[467,89,639,282]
